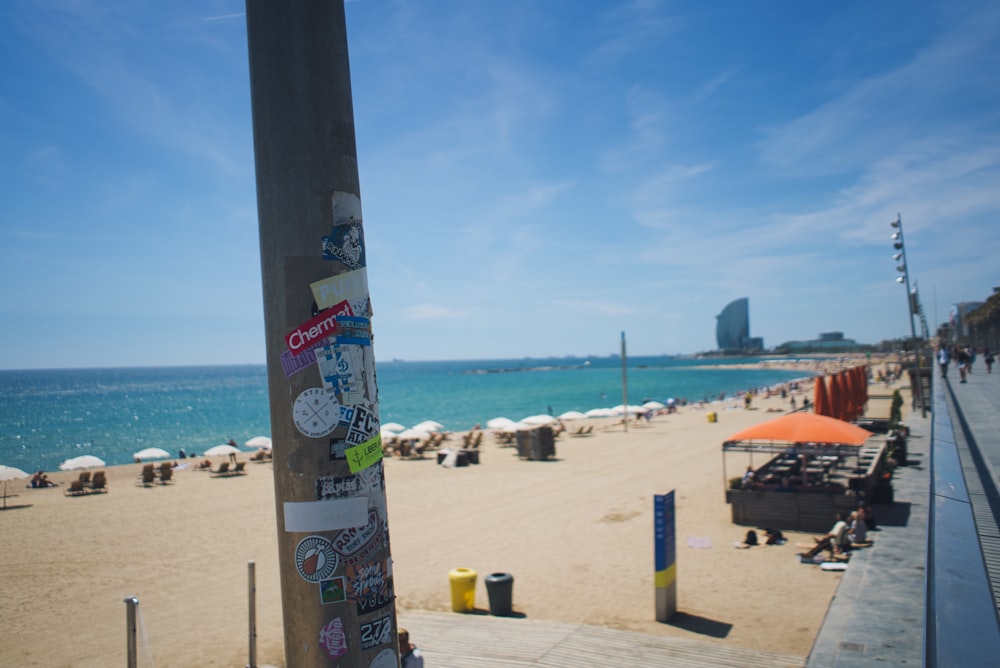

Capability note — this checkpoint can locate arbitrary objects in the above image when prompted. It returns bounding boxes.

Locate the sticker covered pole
[245,2,397,666]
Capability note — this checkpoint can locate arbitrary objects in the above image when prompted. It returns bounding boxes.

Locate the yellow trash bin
[449,567,477,612]
[707,412,717,423]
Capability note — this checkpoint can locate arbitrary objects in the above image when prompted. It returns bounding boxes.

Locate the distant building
[949,302,984,342]
[775,331,861,352]
[716,298,762,351]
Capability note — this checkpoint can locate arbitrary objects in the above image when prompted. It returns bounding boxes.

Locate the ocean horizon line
[0,351,845,375]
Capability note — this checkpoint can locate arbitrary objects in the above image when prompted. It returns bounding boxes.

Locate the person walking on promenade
[398,628,424,668]
[938,346,950,378]
[957,347,970,383]
[985,350,995,374]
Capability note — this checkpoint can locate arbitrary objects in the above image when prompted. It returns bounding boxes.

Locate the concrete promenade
[396,368,1000,667]
[805,395,930,666]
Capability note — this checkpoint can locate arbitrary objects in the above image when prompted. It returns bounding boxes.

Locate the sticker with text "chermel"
[284,300,353,357]
[345,435,382,473]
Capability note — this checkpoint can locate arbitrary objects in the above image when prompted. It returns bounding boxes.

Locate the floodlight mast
[891,214,925,416]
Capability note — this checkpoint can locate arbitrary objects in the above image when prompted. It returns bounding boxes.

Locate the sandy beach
[0,357,909,667]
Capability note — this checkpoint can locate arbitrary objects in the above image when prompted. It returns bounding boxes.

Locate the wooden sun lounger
[88,472,108,493]
[64,480,88,497]
[158,464,174,484]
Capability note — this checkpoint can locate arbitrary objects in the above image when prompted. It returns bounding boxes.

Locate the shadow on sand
[663,612,732,638]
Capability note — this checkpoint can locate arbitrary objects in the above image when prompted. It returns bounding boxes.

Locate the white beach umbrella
[521,414,557,425]
[203,444,242,457]
[59,455,106,471]
[486,417,516,430]
[412,420,444,432]
[381,422,406,432]
[585,408,616,418]
[395,428,430,442]
[613,405,647,415]
[132,447,172,461]
[0,465,30,510]
[379,428,400,442]
[642,401,666,410]
[558,411,587,420]
[245,436,273,450]
[0,465,30,482]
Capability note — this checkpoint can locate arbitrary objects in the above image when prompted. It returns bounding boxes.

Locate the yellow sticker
[310,269,369,310]
[345,435,382,473]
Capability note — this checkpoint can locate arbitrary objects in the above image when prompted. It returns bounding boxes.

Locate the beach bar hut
[722,413,881,531]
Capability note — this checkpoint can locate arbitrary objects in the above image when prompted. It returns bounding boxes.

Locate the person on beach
[985,350,995,374]
[398,628,424,668]
[799,513,849,561]
[735,529,758,548]
[847,510,868,545]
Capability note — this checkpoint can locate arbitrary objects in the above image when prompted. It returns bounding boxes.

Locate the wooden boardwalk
[399,610,805,667]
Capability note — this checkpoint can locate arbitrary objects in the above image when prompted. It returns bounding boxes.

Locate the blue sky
[2,1,999,369]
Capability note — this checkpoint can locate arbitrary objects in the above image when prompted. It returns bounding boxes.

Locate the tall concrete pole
[246,3,398,666]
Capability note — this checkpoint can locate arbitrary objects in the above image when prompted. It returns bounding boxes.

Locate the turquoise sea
[0,356,814,473]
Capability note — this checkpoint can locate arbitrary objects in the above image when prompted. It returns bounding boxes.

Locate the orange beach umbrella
[723,412,873,446]
[813,376,830,417]
[840,370,855,422]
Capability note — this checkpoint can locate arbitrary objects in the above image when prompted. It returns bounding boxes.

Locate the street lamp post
[891,213,927,416]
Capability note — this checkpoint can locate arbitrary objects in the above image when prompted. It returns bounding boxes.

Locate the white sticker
[369,647,398,668]
[292,388,342,438]
[284,497,369,532]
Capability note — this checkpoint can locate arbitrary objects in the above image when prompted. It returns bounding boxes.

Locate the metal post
[246,2,397,666]
[124,597,138,668]
[248,561,257,668]
[891,214,926,417]
[621,331,629,432]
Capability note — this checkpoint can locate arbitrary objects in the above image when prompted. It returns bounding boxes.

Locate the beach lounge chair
[89,472,108,493]
[158,465,174,484]
[210,462,230,476]
[137,469,156,486]
[77,471,91,486]
[64,480,88,497]
[411,436,436,459]
[231,461,247,475]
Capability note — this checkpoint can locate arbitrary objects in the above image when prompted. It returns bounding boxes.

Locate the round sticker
[295,535,339,582]
[369,648,397,668]
[292,387,341,438]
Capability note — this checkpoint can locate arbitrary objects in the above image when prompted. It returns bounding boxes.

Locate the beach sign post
[246,2,398,666]
[654,491,677,622]
[621,330,629,433]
